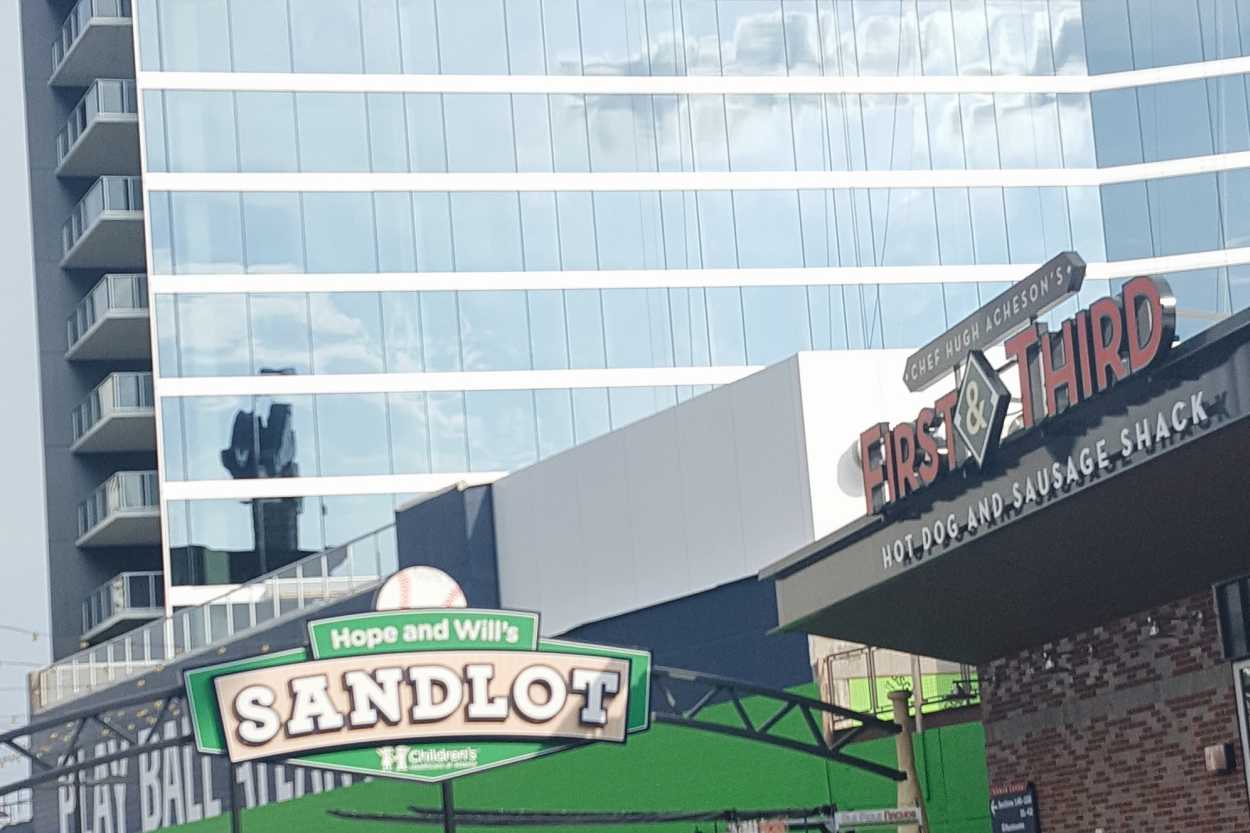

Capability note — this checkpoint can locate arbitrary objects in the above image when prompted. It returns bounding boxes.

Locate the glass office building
[19,0,1250,661]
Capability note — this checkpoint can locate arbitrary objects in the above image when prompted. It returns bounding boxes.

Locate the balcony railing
[61,176,144,269]
[32,524,398,712]
[71,371,154,447]
[81,570,163,639]
[76,470,158,543]
[52,0,132,76]
[56,79,138,175]
[66,273,147,355]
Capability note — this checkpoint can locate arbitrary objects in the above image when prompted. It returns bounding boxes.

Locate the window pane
[297,93,370,171]
[528,290,568,369]
[367,94,409,172]
[871,189,939,266]
[389,393,431,474]
[879,283,944,348]
[290,0,364,72]
[236,92,298,173]
[466,390,538,471]
[310,293,385,373]
[181,395,249,480]
[148,192,173,274]
[414,193,454,270]
[159,0,230,71]
[303,193,377,272]
[506,0,547,73]
[571,388,609,443]
[968,188,1009,264]
[734,191,804,267]
[706,287,747,365]
[1138,80,1213,162]
[374,193,418,272]
[1128,0,1203,68]
[170,192,243,273]
[428,392,468,471]
[543,0,584,74]
[398,0,439,73]
[154,294,178,376]
[742,286,811,365]
[321,495,394,548]
[1101,181,1153,260]
[164,91,237,172]
[362,0,403,72]
[534,389,575,458]
[565,289,606,368]
[437,0,508,73]
[242,193,304,273]
[381,292,424,371]
[230,0,292,71]
[420,291,462,371]
[1081,0,1133,74]
[160,398,185,481]
[1147,174,1221,256]
[458,291,531,371]
[450,193,524,271]
[143,91,168,172]
[249,294,311,375]
[317,394,391,476]
[444,94,516,172]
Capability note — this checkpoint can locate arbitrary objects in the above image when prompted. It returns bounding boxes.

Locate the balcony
[61,176,143,270]
[50,0,134,88]
[66,273,149,361]
[76,470,159,548]
[81,571,163,644]
[56,79,139,178]
[71,372,154,454]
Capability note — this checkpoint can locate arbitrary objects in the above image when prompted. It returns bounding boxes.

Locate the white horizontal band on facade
[137,53,1250,96]
[141,150,1250,192]
[160,471,502,502]
[145,246,1250,295]
[156,365,762,397]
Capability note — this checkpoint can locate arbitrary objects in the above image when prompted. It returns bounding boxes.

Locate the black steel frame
[0,665,906,833]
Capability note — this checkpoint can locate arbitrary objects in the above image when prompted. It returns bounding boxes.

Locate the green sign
[185,608,651,782]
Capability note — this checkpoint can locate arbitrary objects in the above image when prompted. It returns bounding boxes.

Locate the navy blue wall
[563,576,812,690]
[394,485,500,609]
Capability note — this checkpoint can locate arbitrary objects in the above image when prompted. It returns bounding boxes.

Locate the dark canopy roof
[763,309,1250,664]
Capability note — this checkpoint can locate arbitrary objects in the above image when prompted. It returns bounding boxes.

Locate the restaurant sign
[185,608,651,782]
[860,268,1175,514]
[903,251,1086,392]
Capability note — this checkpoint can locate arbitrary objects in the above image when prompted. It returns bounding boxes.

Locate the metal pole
[228,764,243,833]
[440,781,456,833]
[73,769,83,833]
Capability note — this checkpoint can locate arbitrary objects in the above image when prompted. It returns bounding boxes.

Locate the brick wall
[979,591,1250,832]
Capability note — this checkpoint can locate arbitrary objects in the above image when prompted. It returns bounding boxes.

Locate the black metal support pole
[440,781,456,833]
[73,769,83,833]
[228,764,243,833]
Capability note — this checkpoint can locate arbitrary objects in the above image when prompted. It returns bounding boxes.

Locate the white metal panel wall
[796,351,937,540]
[493,357,812,635]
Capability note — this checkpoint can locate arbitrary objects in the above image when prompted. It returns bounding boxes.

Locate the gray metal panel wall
[492,358,814,635]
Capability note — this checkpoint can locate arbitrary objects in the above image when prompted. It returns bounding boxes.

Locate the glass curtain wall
[137,0,1250,592]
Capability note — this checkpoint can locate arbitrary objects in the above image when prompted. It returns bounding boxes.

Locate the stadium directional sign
[185,609,651,782]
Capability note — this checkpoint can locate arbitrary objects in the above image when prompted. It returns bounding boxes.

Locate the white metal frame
[138,53,1250,95]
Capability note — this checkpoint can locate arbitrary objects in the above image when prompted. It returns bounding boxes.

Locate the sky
[0,0,55,788]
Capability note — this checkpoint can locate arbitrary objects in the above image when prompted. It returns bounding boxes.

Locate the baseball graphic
[374,566,468,611]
